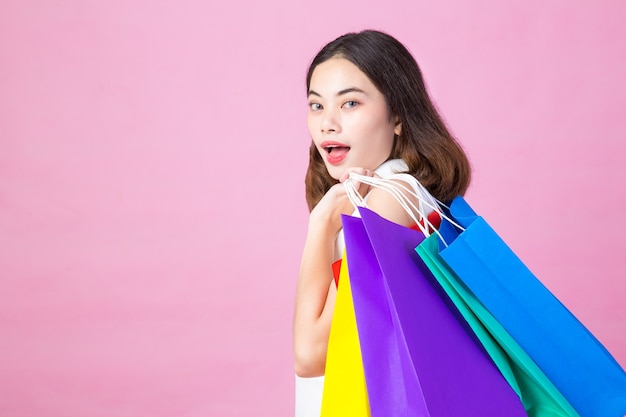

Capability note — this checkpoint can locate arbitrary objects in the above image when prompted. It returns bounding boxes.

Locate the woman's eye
[343,100,358,109]
[309,103,323,111]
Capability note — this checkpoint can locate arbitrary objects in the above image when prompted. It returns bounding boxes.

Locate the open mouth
[320,141,350,164]
[324,145,350,154]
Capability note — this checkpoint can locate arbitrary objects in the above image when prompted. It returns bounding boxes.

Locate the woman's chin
[324,165,344,181]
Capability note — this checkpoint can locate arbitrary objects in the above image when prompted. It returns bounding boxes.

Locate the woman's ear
[394,117,402,136]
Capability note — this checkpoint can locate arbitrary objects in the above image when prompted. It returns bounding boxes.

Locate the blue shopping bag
[438,196,626,417]
[418,234,581,417]
[342,208,528,417]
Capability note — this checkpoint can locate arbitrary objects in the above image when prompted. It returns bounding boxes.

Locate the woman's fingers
[339,167,374,198]
[339,167,372,183]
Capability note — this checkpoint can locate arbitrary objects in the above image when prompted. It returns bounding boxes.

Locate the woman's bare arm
[293,172,416,377]
[293,216,337,377]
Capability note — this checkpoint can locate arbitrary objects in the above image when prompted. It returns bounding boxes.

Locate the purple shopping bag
[343,208,527,417]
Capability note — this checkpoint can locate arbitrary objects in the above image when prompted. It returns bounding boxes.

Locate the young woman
[293,30,471,416]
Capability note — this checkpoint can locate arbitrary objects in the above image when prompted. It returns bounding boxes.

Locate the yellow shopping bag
[320,250,370,417]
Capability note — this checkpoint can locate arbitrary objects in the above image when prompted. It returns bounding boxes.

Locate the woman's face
[307,57,401,180]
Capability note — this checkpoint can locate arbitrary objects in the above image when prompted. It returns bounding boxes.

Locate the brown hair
[304,30,471,210]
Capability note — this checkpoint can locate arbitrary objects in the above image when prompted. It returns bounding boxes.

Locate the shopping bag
[438,196,626,417]
[343,207,528,417]
[320,249,370,417]
[341,215,429,417]
[417,233,581,417]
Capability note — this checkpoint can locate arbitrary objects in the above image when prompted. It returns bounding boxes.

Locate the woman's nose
[320,108,340,134]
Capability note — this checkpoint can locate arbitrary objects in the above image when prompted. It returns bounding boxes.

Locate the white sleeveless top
[295,159,433,417]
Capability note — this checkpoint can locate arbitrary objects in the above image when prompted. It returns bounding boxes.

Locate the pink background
[1,1,625,416]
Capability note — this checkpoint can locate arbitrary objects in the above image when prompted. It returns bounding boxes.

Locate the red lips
[320,141,350,165]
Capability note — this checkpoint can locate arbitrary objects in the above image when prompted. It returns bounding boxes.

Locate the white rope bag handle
[343,172,464,246]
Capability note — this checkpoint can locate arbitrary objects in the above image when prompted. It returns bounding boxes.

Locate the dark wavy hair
[304,30,471,210]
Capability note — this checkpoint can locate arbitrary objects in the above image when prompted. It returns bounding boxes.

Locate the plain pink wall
[1,1,624,416]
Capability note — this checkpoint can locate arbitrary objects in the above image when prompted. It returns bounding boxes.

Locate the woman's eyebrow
[307,87,367,98]
[337,87,366,96]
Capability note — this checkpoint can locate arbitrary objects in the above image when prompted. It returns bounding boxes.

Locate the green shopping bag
[417,234,581,417]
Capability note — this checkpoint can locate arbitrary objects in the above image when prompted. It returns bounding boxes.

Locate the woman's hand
[309,167,374,233]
